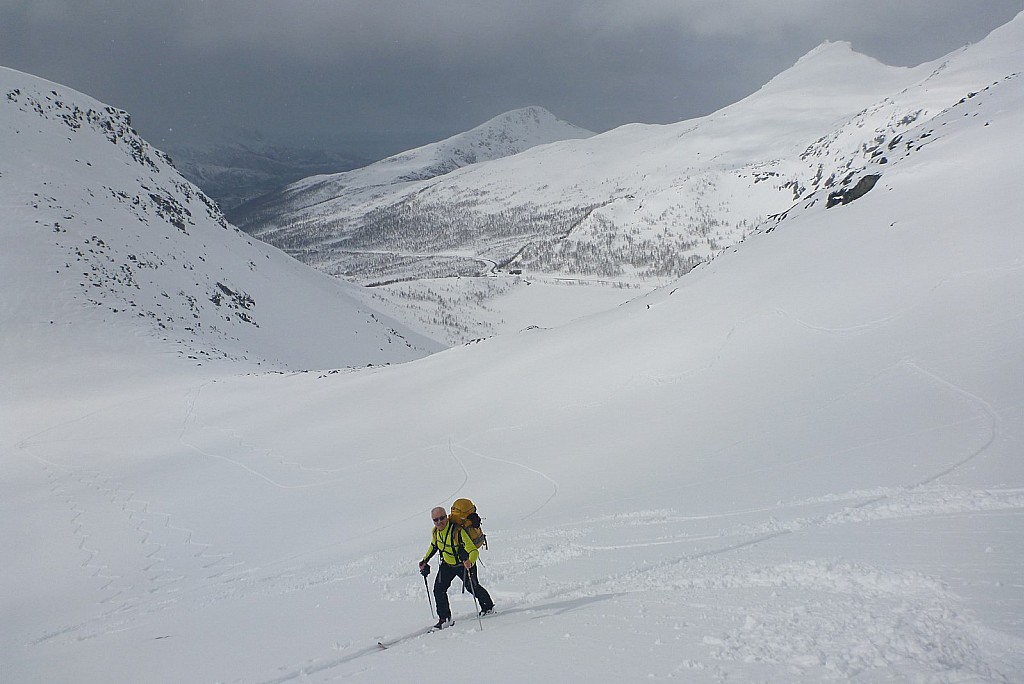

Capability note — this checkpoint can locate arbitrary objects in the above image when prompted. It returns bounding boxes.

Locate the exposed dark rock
[827,174,881,208]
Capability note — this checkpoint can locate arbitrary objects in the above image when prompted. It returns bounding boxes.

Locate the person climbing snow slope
[419,506,494,629]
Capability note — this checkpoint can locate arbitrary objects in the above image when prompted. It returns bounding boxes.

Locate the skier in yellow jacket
[419,506,494,629]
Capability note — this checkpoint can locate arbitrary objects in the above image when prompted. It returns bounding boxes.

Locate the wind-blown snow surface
[4,21,1024,684]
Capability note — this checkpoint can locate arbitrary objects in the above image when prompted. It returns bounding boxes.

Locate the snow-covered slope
[3,12,1024,684]
[234,106,593,242]
[0,66,441,373]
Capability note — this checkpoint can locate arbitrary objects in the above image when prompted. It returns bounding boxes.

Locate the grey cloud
[2,1,1020,159]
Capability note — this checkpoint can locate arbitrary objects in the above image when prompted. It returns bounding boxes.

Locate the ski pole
[421,564,435,617]
[465,566,484,631]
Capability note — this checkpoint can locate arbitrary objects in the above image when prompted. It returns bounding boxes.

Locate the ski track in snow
[13,393,247,646]
[260,349,1024,681]
[451,439,560,519]
[326,359,1021,680]
[183,353,1024,682]
[584,313,1009,518]
[21,451,247,645]
[177,381,359,490]
[302,364,1023,683]
[442,437,472,505]
[275,478,1024,682]
[900,359,1002,487]
[15,338,1017,676]
[580,361,1010,561]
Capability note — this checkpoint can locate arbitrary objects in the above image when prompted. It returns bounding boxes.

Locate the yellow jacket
[422,521,480,567]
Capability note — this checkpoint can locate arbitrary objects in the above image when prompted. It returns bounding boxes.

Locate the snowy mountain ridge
[236,20,1022,294]
[233,106,593,242]
[363,105,595,183]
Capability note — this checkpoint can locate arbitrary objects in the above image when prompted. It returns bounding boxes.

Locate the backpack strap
[438,522,462,566]
[453,524,468,562]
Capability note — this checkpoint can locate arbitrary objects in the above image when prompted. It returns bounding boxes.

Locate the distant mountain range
[4,11,1021,356]
[233,30,1021,290]
[231,106,595,283]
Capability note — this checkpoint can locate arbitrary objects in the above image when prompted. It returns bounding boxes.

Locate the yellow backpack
[449,498,487,550]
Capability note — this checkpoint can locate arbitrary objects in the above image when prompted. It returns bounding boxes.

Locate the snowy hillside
[3,12,1024,684]
[0,66,441,371]
[234,105,593,254]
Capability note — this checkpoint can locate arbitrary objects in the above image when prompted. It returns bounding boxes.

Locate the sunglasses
[433,514,447,523]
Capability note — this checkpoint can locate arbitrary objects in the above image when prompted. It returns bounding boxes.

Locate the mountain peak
[384,105,594,178]
[480,105,579,130]
[764,40,898,92]
[795,40,858,63]
[233,107,593,232]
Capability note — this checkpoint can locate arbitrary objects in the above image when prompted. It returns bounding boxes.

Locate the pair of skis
[377,610,494,649]
[382,564,488,649]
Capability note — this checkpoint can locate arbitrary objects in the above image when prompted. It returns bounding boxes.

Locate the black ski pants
[433,562,493,619]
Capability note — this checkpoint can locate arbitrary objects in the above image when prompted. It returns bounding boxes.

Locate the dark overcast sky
[2,1,1021,159]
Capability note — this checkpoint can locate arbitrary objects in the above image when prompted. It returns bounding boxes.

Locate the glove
[419,561,430,576]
